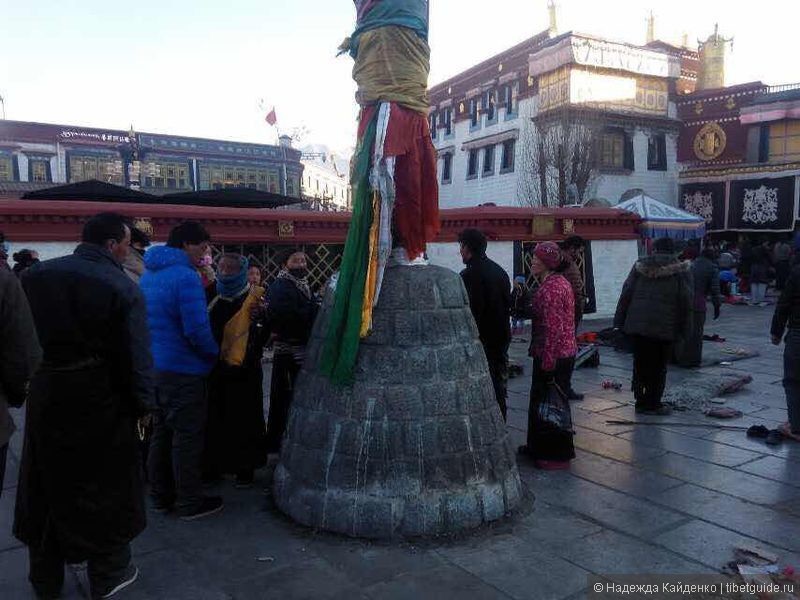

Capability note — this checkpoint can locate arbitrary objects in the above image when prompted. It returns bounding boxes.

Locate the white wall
[6,241,76,263]
[426,241,515,280]
[435,99,534,209]
[594,130,679,206]
[590,239,638,318]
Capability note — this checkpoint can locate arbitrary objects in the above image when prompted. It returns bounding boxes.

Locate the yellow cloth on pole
[352,25,430,115]
[361,191,382,337]
[220,285,265,367]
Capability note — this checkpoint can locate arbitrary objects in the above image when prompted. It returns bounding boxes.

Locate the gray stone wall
[273,264,523,538]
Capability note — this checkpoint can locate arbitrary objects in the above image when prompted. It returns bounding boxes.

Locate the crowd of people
[0,214,319,598]
[2,216,800,597]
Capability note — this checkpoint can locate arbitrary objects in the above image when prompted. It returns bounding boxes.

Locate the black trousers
[486,350,509,421]
[527,358,575,461]
[265,353,303,454]
[783,330,800,433]
[676,311,706,368]
[148,371,207,513]
[28,521,131,598]
[632,336,672,409]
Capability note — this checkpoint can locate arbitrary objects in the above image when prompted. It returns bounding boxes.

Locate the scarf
[278,268,311,299]
[216,256,249,299]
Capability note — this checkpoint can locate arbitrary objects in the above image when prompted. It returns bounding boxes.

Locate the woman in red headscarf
[519,242,577,470]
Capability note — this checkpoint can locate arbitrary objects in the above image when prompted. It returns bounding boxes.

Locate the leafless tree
[517,106,602,207]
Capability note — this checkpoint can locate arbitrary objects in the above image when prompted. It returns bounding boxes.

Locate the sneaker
[566,390,584,402]
[98,564,139,599]
[635,404,673,416]
[179,496,224,521]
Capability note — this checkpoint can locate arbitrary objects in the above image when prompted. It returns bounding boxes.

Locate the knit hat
[534,242,562,270]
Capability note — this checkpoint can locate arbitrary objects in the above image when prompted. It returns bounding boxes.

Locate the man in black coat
[15,213,154,599]
[459,229,511,420]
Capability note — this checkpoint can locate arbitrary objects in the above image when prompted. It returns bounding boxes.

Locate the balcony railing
[758,83,800,96]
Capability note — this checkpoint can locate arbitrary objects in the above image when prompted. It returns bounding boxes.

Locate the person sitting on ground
[203,254,269,487]
[614,237,692,416]
[771,262,800,442]
[519,242,577,470]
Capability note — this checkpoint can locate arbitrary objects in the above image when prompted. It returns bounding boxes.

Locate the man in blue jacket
[140,222,222,520]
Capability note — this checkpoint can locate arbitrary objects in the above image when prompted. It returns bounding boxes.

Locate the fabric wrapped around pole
[352,25,431,115]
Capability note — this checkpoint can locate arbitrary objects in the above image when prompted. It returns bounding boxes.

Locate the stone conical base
[273,264,523,538]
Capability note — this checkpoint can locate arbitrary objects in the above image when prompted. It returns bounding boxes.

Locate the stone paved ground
[3,303,800,599]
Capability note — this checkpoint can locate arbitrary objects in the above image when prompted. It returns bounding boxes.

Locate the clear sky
[0,0,796,154]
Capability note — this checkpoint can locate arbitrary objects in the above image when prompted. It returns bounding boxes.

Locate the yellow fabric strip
[352,25,430,115]
[220,285,265,366]
[360,191,382,337]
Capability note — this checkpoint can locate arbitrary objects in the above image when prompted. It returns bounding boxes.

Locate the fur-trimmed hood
[635,255,690,279]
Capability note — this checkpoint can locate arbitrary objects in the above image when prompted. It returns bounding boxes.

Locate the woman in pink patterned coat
[519,242,577,469]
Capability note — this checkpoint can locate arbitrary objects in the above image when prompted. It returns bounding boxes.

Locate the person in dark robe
[14,213,153,599]
[458,228,512,420]
[265,248,319,454]
[676,247,721,367]
[203,254,269,487]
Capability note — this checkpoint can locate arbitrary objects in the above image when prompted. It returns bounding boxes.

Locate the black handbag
[536,381,573,431]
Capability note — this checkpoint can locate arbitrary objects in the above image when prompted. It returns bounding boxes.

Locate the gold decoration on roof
[693,122,727,161]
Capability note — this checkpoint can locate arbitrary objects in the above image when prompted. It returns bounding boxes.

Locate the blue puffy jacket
[140,246,218,375]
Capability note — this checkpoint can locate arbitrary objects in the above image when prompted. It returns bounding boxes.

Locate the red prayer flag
[265,107,277,126]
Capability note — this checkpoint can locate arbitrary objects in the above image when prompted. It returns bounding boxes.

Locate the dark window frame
[500,139,516,173]
[647,133,667,171]
[467,149,479,179]
[482,144,495,176]
[441,153,452,184]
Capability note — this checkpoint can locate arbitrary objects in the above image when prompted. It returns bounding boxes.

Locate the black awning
[158,187,304,209]
[22,180,304,209]
[22,180,157,202]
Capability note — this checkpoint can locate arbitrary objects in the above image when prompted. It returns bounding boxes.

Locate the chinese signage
[60,130,131,144]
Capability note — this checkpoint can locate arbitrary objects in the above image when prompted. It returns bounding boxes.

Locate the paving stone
[571,426,667,464]
[638,452,800,505]
[363,563,511,600]
[0,546,84,600]
[570,450,683,498]
[749,407,791,422]
[700,430,800,460]
[550,529,712,575]
[514,502,604,545]
[436,534,589,600]
[0,488,22,552]
[2,451,19,491]
[575,396,627,413]
[118,548,230,600]
[521,470,686,538]
[654,519,800,571]
[738,455,800,486]
[648,483,800,553]
[618,428,764,467]
[222,557,368,600]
